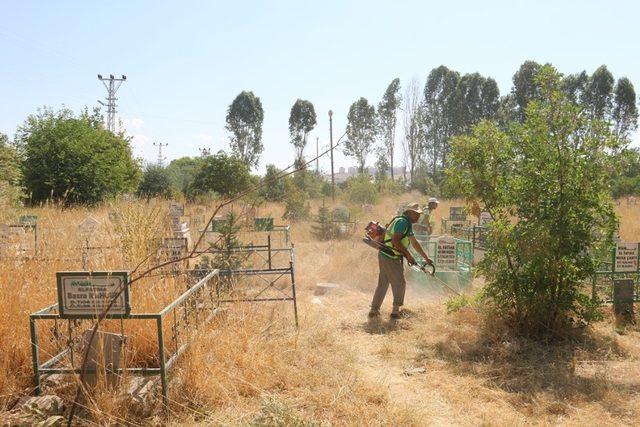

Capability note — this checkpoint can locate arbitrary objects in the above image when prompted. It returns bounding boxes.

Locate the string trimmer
[363,220,462,297]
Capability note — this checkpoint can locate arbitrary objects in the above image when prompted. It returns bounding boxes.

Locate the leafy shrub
[282,181,309,221]
[15,107,141,204]
[188,151,252,198]
[137,165,174,199]
[448,66,618,335]
[343,174,378,204]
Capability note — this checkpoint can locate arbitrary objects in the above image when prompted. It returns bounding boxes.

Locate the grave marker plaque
[479,211,493,226]
[436,237,457,267]
[615,243,639,272]
[56,271,130,318]
[19,215,38,226]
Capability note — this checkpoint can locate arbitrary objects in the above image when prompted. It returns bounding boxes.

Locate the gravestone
[615,243,639,272]
[78,216,100,238]
[613,278,635,325]
[436,236,457,268]
[108,210,123,225]
[57,271,130,318]
[160,237,188,273]
[81,330,126,388]
[479,211,493,226]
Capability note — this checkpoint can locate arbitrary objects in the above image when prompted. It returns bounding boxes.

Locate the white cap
[428,197,439,204]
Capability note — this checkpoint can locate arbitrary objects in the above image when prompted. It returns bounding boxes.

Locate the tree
[14,107,141,204]
[345,97,377,173]
[225,91,264,167]
[189,151,252,197]
[288,99,317,167]
[611,77,638,140]
[166,156,205,194]
[584,65,615,120]
[0,132,22,207]
[455,72,500,131]
[423,65,460,175]
[448,65,619,335]
[512,60,543,121]
[402,77,423,185]
[260,164,287,201]
[377,78,401,180]
[374,147,389,183]
[561,71,589,105]
[137,165,173,199]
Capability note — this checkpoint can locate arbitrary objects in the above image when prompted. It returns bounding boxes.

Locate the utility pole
[97,74,127,132]
[316,137,319,174]
[329,110,335,202]
[153,142,168,167]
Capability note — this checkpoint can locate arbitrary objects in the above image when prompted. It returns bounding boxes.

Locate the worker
[369,203,434,319]
[414,197,439,235]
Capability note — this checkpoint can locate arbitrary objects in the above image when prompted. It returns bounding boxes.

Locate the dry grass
[0,195,639,426]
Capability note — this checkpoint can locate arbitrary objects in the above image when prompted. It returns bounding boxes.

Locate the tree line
[0,60,637,206]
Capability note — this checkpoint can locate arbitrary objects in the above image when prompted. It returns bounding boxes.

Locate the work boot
[390,306,402,319]
[368,308,380,318]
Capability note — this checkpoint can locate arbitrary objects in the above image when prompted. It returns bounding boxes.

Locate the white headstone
[615,242,638,272]
[57,271,129,317]
[169,202,184,217]
[437,236,457,267]
[78,216,100,237]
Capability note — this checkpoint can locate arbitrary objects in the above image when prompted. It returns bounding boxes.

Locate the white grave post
[78,217,100,269]
[437,236,457,268]
[615,243,639,272]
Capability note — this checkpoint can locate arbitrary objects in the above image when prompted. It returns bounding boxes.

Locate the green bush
[448,66,618,335]
[137,165,174,199]
[188,151,252,198]
[282,181,309,221]
[15,107,141,204]
[343,174,378,204]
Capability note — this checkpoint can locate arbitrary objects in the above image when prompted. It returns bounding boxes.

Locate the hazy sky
[1,0,638,173]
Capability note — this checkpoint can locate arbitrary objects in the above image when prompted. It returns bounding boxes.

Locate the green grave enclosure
[441,206,473,236]
[254,217,274,231]
[407,234,474,293]
[591,243,640,303]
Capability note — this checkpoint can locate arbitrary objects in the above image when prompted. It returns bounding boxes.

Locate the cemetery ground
[1,197,640,425]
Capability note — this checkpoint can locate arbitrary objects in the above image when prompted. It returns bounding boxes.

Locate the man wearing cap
[414,197,439,235]
[369,203,434,319]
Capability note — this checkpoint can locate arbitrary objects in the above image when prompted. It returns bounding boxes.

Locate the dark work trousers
[371,252,406,309]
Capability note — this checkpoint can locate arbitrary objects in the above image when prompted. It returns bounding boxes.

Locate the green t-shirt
[381,215,414,259]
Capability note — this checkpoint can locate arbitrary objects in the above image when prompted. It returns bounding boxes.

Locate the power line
[97,74,127,132]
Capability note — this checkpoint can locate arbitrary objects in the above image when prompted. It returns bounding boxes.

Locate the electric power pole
[153,142,168,167]
[97,74,127,133]
[316,137,319,174]
[329,110,335,202]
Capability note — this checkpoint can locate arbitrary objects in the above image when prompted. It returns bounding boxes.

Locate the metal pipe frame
[29,269,221,406]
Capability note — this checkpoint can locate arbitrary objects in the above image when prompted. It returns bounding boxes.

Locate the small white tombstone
[78,216,100,238]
